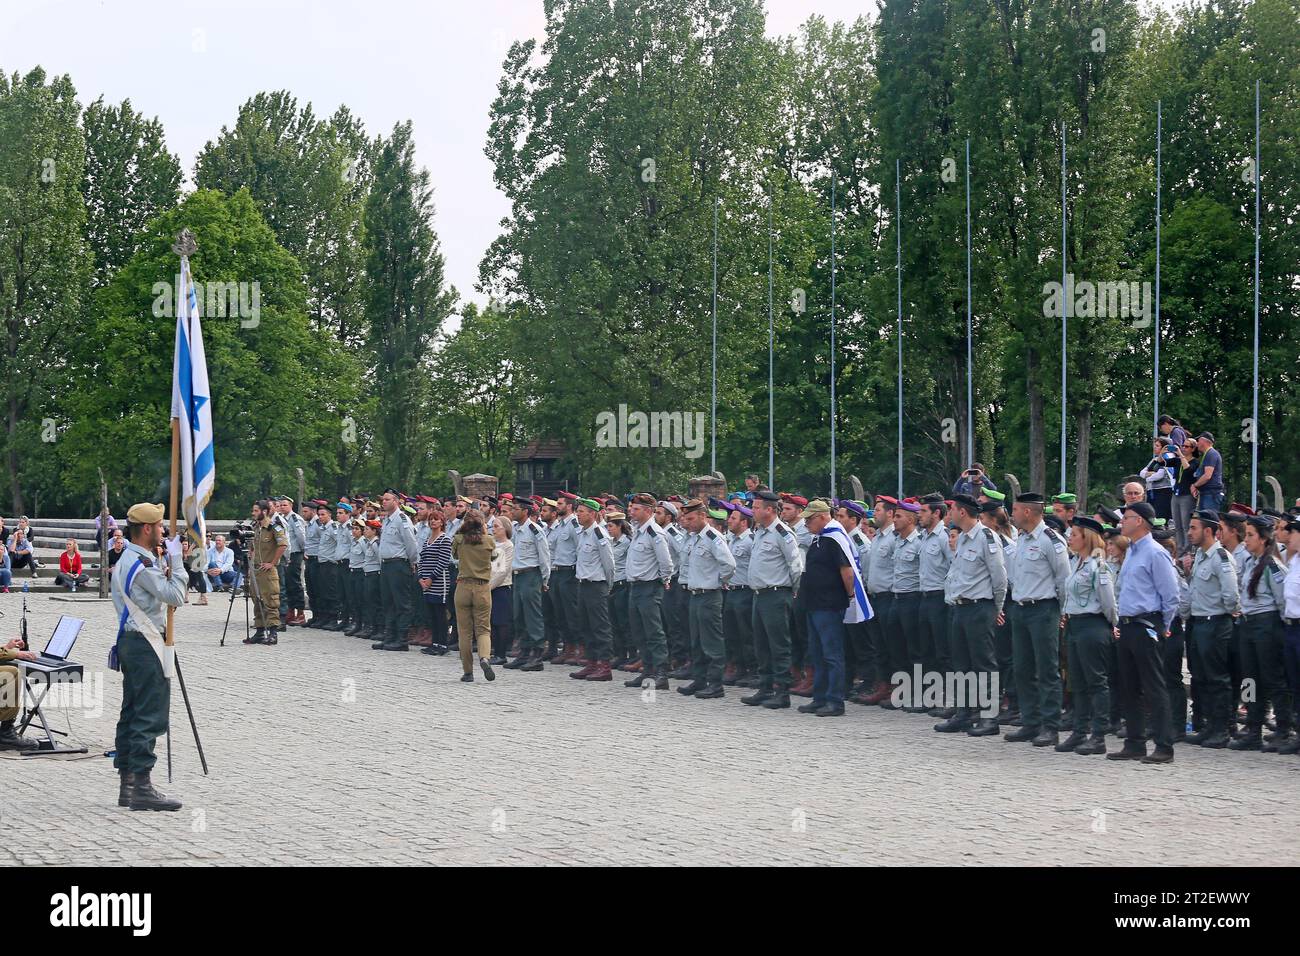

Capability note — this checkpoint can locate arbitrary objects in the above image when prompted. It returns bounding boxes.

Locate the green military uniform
[251,516,287,631]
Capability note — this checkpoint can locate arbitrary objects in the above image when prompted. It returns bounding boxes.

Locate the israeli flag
[820,518,874,624]
[170,256,215,550]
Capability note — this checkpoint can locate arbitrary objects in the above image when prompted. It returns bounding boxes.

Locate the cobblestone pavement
[4,593,1297,866]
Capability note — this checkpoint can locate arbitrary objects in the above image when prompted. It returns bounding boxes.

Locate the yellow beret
[126,502,165,524]
[542,498,557,508]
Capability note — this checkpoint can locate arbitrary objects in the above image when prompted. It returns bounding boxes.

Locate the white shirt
[1285,551,1300,620]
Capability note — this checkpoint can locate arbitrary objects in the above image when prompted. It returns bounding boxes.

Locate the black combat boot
[244,628,266,645]
[0,720,37,751]
[129,771,183,811]
[117,769,135,807]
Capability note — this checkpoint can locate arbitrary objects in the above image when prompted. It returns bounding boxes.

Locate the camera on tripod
[228,521,255,548]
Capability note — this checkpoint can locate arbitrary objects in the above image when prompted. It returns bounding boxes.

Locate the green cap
[1052,493,1077,505]
[708,508,727,520]
[577,497,602,513]
[983,488,1006,502]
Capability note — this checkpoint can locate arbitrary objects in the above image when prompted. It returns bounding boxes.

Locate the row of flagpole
[715,89,1264,502]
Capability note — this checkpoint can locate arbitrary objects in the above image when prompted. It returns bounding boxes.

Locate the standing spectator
[951,463,998,498]
[0,516,9,548]
[1157,414,1189,450]
[1140,437,1178,520]
[417,512,453,657]
[489,520,514,665]
[0,542,11,592]
[1191,432,1225,515]
[54,539,89,591]
[1171,436,1201,552]
[7,529,38,577]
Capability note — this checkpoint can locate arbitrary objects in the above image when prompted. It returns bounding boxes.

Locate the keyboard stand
[16,662,89,756]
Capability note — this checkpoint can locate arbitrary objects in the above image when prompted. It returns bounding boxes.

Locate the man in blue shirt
[1111,501,1182,763]
[950,463,997,498]
[1191,432,1225,515]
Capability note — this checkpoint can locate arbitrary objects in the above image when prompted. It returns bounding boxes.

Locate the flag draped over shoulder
[820,518,873,625]
[170,256,215,550]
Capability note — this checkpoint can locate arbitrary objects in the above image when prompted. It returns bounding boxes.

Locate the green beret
[983,488,1006,502]
[1052,493,1077,505]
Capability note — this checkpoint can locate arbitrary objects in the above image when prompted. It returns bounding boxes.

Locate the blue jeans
[806,609,847,707]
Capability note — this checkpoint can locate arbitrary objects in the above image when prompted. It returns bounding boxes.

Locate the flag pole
[830,171,837,499]
[168,229,209,777]
[1060,122,1068,495]
[895,158,903,500]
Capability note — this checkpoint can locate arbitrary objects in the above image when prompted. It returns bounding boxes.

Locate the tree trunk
[1026,345,1045,494]
[1073,404,1092,513]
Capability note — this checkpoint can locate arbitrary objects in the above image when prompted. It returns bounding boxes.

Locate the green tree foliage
[0,67,89,514]
[61,189,360,515]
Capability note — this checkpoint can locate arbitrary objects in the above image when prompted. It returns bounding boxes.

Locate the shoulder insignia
[704,526,718,540]
[646,522,660,535]
[138,555,154,568]
[1217,550,1231,563]
[593,525,605,540]
[776,524,791,537]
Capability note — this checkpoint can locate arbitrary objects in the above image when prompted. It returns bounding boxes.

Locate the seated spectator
[181,538,208,604]
[106,528,127,568]
[206,535,241,591]
[0,516,9,548]
[8,530,40,576]
[0,543,10,592]
[54,539,89,590]
[951,463,997,498]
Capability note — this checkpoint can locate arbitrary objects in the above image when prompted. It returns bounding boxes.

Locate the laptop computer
[31,616,85,667]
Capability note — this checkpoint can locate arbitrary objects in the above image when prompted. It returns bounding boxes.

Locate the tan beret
[127,502,165,524]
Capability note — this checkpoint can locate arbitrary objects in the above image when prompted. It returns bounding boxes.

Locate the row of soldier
[246,482,1299,761]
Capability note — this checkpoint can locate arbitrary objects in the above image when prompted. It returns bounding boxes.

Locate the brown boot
[790,667,815,698]
[586,661,613,682]
[626,659,643,672]
[863,680,892,705]
[570,661,599,680]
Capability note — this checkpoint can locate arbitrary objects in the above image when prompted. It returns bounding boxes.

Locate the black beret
[1153,527,1176,542]
[752,489,780,504]
[1124,501,1156,523]
[1072,515,1104,535]
[1016,493,1046,504]
[980,500,1004,514]
[1192,509,1220,527]
[1098,506,1122,526]
[1245,515,1274,532]
[1043,515,1067,534]
[952,493,980,512]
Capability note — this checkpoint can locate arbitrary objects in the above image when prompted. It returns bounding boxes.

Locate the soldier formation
[238,472,1300,766]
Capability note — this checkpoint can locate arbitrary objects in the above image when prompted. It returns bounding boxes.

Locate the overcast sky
[2,0,1182,313]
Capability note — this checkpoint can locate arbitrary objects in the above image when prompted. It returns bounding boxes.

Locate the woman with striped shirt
[417,513,453,657]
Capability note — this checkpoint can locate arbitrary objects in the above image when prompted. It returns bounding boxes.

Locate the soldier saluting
[111,502,187,811]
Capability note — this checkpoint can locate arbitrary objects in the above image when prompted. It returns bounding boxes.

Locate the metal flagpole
[965,138,973,466]
[1251,80,1260,506]
[895,159,903,500]
[768,195,774,489]
[830,172,837,498]
[1154,100,1162,432]
[1060,122,1068,494]
[711,196,718,474]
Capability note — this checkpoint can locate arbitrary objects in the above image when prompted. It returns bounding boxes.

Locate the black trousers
[886,592,920,680]
[1116,619,1173,750]
[304,555,319,616]
[867,592,893,684]
[380,559,416,645]
[285,551,305,611]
